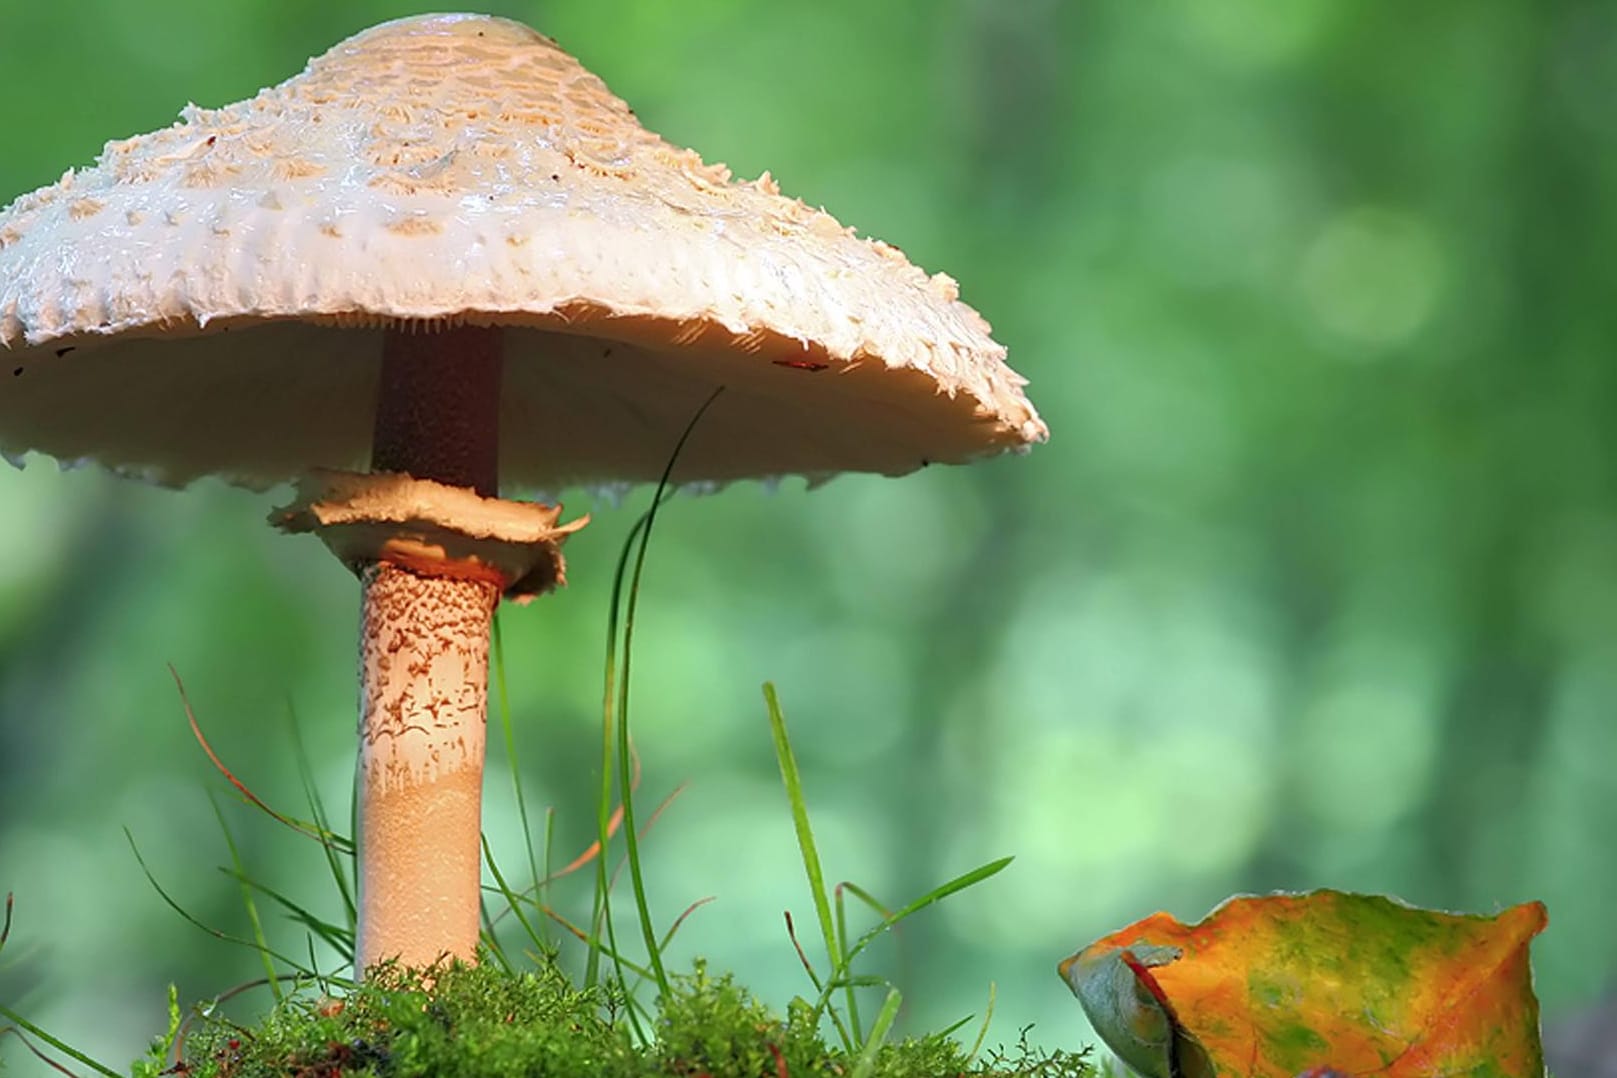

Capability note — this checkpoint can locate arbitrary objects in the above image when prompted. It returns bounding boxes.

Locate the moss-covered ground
[136,960,1091,1078]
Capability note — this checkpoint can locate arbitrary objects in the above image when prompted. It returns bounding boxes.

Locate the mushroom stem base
[356,560,498,975]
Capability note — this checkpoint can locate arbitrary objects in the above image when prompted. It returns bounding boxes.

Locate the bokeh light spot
[1176,0,1342,69]
[1300,206,1446,350]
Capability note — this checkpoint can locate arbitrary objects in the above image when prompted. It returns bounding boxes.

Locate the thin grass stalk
[587,506,642,990]
[966,981,998,1064]
[208,792,283,1002]
[589,508,642,1036]
[481,835,543,966]
[616,388,725,1002]
[834,884,863,1041]
[285,703,356,931]
[541,805,556,939]
[491,616,547,951]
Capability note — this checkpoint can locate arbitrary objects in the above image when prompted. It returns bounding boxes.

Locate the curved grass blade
[840,880,891,920]
[588,508,647,990]
[808,856,1013,1021]
[126,828,310,973]
[846,857,1011,968]
[624,895,719,1003]
[216,868,353,955]
[588,387,723,1019]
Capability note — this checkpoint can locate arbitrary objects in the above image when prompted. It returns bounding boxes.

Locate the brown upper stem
[372,324,502,497]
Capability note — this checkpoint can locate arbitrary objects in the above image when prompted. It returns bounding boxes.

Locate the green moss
[165,959,1093,1078]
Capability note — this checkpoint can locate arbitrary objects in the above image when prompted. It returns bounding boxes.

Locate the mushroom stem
[356,323,503,974]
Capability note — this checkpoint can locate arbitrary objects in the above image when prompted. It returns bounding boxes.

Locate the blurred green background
[3,0,1616,1070]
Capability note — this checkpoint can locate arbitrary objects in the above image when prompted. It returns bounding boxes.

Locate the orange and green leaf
[1059,890,1546,1078]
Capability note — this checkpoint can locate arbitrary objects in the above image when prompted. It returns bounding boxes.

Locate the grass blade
[541,806,555,935]
[807,856,1013,1021]
[839,880,892,920]
[845,856,1012,967]
[208,792,283,1002]
[849,988,903,1078]
[764,685,837,959]
[764,682,854,1050]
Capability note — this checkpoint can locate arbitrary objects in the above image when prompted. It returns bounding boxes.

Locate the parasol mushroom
[0,13,1046,975]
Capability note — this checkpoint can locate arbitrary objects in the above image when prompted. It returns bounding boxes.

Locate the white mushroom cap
[0,13,1046,492]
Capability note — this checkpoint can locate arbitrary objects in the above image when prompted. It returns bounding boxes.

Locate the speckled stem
[357,563,497,970]
[355,324,502,974]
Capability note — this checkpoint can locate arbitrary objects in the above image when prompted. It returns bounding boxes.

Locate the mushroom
[0,14,1046,975]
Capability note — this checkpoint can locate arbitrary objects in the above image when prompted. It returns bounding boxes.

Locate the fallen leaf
[1058,890,1546,1078]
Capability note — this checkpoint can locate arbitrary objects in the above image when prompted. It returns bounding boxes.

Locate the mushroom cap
[0,13,1046,492]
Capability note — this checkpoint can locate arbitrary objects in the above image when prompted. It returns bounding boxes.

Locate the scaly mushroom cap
[0,13,1046,491]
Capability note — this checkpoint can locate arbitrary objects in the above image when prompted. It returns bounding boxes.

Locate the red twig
[783,911,821,988]
[663,896,716,944]
[0,1027,81,1076]
[169,667,316,838]
[544,738,649,883]
[172,978,274,1066]
[609,779,688,889]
